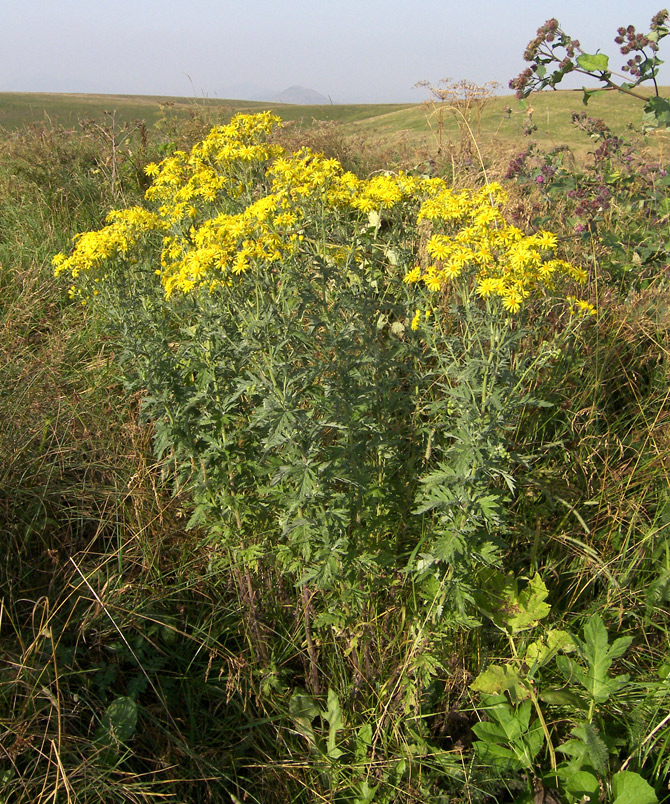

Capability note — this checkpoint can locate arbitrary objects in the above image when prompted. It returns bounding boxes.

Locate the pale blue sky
[2,0,669,102]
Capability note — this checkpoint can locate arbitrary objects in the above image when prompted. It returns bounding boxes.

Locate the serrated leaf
[471,664,529,701]
[557,723,608,775]
[525,629,574,670]
[611,770,658,804]
[577,52,609,72]
[506,574,551,633]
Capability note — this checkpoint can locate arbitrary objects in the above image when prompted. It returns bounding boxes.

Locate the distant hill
[270,86,330,105]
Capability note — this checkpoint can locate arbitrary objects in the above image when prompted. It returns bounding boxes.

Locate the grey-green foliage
[97,203,555,632]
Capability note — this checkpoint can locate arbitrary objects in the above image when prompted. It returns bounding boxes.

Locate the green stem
[507,633,557,773]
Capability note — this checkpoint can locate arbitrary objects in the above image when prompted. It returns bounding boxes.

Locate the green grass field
[1,87,668,162]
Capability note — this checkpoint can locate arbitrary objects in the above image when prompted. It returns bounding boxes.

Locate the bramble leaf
[525,629,574,670]
[471,663,529,701]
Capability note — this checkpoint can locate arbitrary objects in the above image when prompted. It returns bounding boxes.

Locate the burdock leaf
[611,770,658,804]
[577,52,610,72]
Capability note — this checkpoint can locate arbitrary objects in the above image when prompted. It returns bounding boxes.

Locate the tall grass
[1,98,670,803]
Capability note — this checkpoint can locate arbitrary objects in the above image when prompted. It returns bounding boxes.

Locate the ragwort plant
[54,111,593,800]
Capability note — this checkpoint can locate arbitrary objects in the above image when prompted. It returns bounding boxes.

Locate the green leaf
[323,688,344,758]
[355,723,372,761]
[577,52,610,72]
[557,723,608,775]
[644,96,670,127]
[354,779,378,804]
[611,770,658,804]
[474,572,551,633]
[471,664,530,701]
[289,691,319,744]
[525,629,574,670]
[582,87,608,106]
[95,696,137,744]
[539,687,585,709]
[507,574,551,633]
[563,769,600,798]
[577,616,632,703]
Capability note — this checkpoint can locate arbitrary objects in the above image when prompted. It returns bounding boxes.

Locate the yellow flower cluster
[406,183,587,313]
[54,112,586,312]
[53,207,164,279]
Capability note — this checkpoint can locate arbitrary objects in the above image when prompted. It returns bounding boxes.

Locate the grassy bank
[1,90,669,803]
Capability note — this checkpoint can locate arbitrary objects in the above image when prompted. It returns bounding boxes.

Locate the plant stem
[507,632,557,773]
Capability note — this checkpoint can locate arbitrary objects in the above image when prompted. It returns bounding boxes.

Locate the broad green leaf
[355,723,372,761]
[525,629,574,670]
[475,572,550,633]
[611,770,658,804]
[578,616,632,703]
[539,687,585,709]
[472,720,510,744]
[644,96,670,127]
[324,688,344,758]
[564,769,600,798]
[471,663,529,701]
[506,574,551,633]
[289,691,319,744]
[354,779,378,804]
[94,696,138,746]
[577,52,610,72]
[474,739,521,766]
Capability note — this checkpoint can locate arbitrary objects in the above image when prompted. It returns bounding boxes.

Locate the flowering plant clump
[505,109,670,289]
[54,112,584,315]
[510,10,670,127]
[53,113,589,625]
